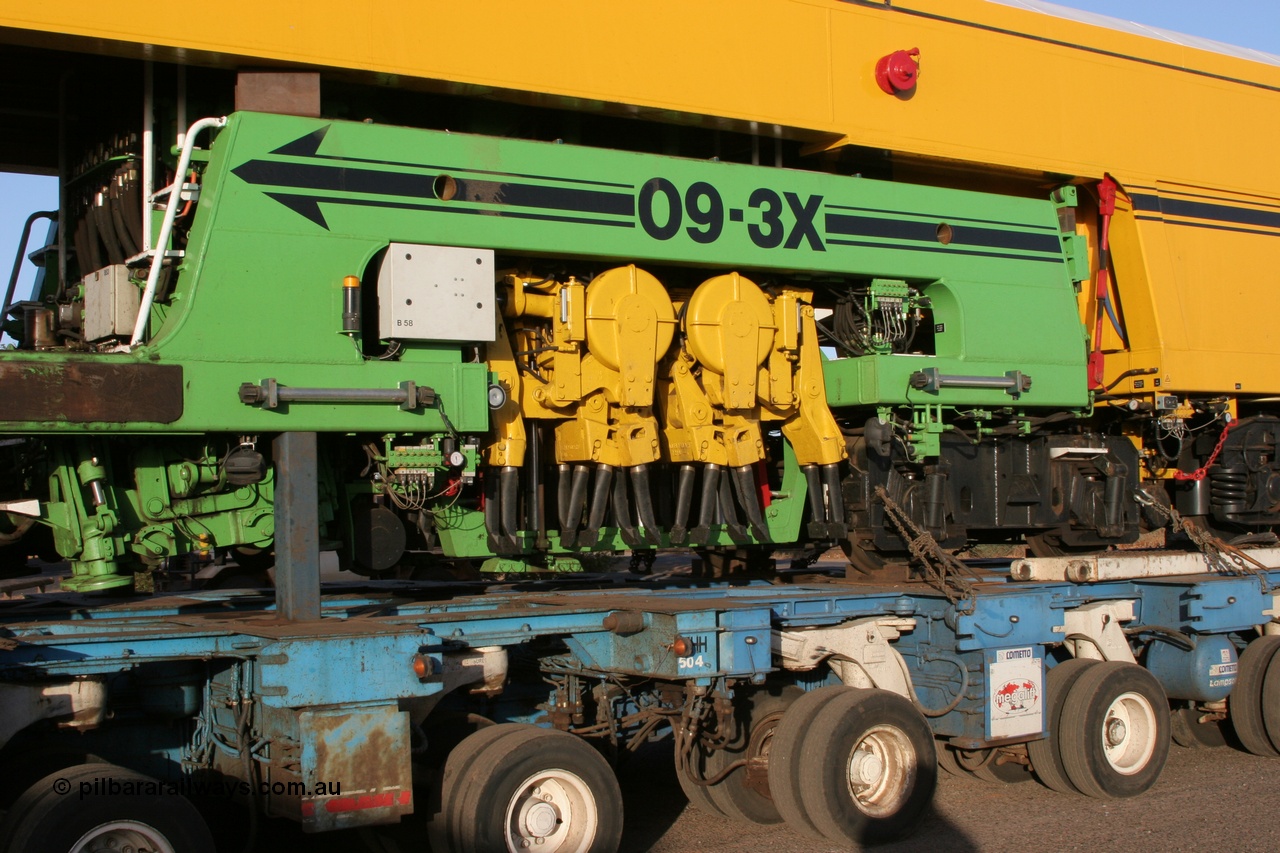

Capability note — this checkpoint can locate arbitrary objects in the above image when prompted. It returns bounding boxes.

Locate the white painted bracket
[441,646,508,696]
[1263,593,1280,635]
[0,499,41,518]
[776,616,916,698]
[1011,547,1280,583]
[1054,600,1137,662]
[0,678,106,752]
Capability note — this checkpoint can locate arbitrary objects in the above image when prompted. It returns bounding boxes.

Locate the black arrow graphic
[231,125,636,230]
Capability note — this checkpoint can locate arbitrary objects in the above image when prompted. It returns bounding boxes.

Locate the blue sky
[1046,1,1280,53]
[3,1,1279,303]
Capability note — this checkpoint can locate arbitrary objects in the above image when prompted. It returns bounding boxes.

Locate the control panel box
[378,243,495,342]
[83,265,139,341]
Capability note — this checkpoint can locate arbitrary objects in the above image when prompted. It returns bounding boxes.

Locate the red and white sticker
[989,647,1043,739]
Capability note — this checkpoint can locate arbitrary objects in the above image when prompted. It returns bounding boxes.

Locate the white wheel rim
[71,821,177,853]
[504,768,598,853]
[845,724,915,817]
[1100,690,1158,775]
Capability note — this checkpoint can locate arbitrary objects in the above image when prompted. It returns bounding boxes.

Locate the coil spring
[1209,467,1247,511]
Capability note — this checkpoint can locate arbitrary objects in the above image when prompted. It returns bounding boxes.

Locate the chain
[1173,420,1233,482]
[1134,491,1273,593]
[874,485,977,613]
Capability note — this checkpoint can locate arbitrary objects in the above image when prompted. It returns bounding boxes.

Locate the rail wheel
[703,684,803,824]
[765,685,847,838]
[230,544,274,572]
[0,762,214,853]
[1228,635,1280,756]
[448,725,622,853]
[1027,658,1099,793]
[694,549,774,579]
[1059,662,1170,798]
[792,688,936,845]
[1024,532,1101,559]
[840,536,911,582]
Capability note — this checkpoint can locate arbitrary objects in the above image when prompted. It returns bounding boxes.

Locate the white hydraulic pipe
[142,61,154,253]
[176,66,187,149]
[130,116,226,347]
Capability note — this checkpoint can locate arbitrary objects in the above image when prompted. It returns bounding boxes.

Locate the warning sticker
[988,647,1043,739]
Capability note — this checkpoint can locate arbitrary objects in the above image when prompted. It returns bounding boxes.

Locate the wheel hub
[505,769,597,852]
[845,724,914,818]
[1101,691,1157,775]
[851,748,886,786]
[521,799,561,838]
[1106,716,1128,747]
[72,822,176,853]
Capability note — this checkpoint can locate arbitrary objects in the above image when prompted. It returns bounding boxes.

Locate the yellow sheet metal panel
[1089,179,1280,397]
[5,0,1279,195]
[4,0,1278,400]
[1127,183,1280,394]
[0,0,836,130]
[821,1,1280,196]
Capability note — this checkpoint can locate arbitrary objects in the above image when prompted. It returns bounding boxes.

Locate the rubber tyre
[1059,662,1170,799]
[766,685,847,839]
[934,741,965,778]
[795,688,937,846]
[1028,658,1099,794]
[675,736,729,819]
[1262,645,1280,753]
[0,762,215,853]
[1169,706,1227,749]
[965,749,1033,784]
[426,722,523,853]
[1228,635,1280,757]
[0,745,101,808]
[704,684,803,824]
[453,726,622,853]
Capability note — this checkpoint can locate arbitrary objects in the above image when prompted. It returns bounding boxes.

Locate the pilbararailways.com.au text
[52,775,342,799]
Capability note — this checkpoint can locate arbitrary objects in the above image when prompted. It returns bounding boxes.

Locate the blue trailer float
[0,464,1275,851]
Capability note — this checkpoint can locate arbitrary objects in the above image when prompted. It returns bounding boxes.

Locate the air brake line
[1087,176,1122,389]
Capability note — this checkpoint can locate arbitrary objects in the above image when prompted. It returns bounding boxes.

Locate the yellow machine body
[4,0,1278,402]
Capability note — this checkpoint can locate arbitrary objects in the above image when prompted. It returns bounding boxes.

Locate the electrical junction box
[83,265,139,341]
[378,243,495,342]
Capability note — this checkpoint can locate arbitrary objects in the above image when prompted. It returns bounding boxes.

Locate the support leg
[273,431,320,622]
